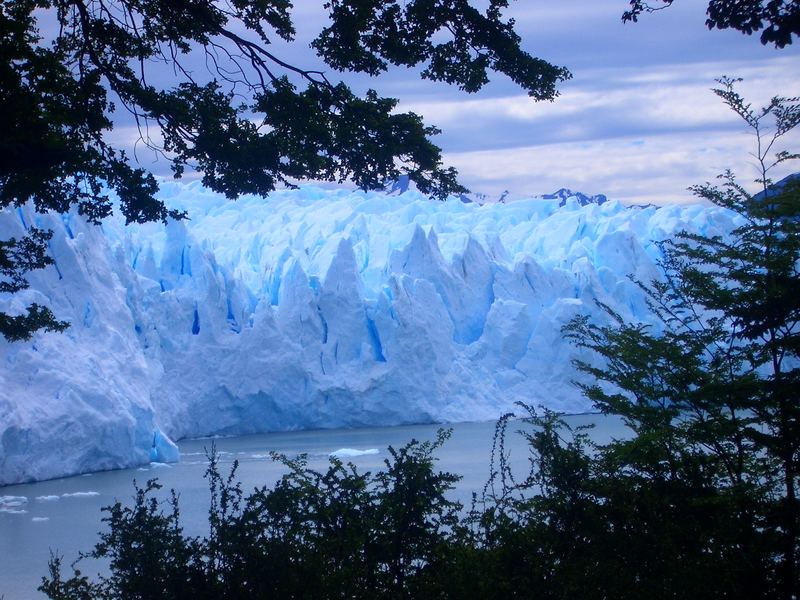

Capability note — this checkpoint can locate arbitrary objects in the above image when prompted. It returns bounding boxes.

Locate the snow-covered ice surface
[0,183,738,484]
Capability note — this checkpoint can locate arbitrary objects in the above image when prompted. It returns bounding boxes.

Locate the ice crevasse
[0,183,738,484]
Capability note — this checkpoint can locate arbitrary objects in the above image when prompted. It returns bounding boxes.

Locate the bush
[42,432,462,600]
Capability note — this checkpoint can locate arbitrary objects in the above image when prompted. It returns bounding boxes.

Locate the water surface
[0,414,624,598]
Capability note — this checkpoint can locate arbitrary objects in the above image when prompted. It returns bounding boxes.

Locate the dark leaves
[313,0,571,99]
[41,435,461,599]
[623,0,799,47]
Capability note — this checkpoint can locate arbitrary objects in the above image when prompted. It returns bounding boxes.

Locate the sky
[108,1,800,205]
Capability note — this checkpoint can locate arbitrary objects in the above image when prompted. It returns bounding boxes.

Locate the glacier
[0,183,739,485]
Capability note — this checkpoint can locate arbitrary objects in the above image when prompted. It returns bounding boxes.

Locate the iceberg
[0,184,737,484]
[329,448,381,458]
[150,429,181,464]
[0,495,27,509]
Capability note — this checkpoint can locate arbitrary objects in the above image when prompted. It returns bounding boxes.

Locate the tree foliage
[440,408,773,600]
[563,79,800,599]
[41,433,462,600]
[39,404,792,599]
[0,0,571,341]
[0,227,68,340]
[623,0,800,47]
[438,81,800,597]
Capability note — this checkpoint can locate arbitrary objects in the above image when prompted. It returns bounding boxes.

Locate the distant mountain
[458,188,608,206]
[753,172,799,200]
[384,178,614,208]
[540,188,608,207]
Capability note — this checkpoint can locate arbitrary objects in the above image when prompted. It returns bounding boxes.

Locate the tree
[623,0,800,47]
[0,0,571,341]
[427,82,800,600]
[40,434,462,599]
[443,407,768,600]
[563,79,800,598]
[0,228,68,340]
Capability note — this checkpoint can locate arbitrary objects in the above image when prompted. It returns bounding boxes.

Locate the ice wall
[0,184,737,484]
[0,207,156,484]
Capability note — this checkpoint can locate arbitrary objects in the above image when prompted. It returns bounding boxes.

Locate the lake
[0,414,625,599]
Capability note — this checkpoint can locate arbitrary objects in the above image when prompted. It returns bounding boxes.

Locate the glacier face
[0,184,739,484]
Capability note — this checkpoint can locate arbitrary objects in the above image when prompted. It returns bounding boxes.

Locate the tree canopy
[564,80,800,599]
[0,0,573,341]
[624,0,800,47]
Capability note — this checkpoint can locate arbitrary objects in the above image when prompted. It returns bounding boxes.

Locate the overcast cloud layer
[112,1,799,205]
[399,1,800,204]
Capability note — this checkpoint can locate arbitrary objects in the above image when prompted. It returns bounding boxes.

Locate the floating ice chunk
[32,516,50,522]
[61,491,100,498]
[329,448,380,458]
[149,429,180,464]
[149,462,172,469]
[0,495,27,508]
[35,495,60,502]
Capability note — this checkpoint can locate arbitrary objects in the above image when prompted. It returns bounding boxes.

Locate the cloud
[401,55,798,136]
[390,54,799,203]
[79,3,800,205]
[446,127,800,206]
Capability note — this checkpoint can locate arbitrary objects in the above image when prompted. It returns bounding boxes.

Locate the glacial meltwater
[0,415,625,599]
